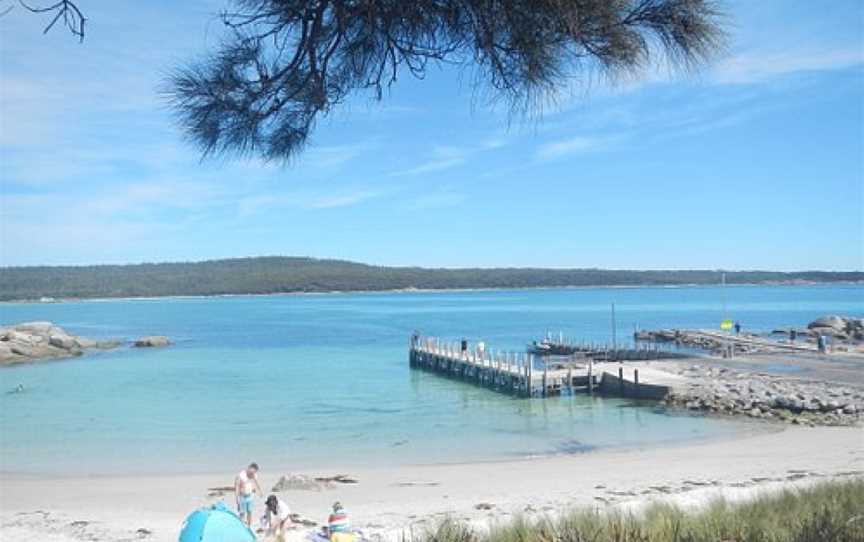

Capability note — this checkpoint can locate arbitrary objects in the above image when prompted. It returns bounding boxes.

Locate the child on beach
[327,502,355,542]
[264,494,295,541]
[234,462,262,527]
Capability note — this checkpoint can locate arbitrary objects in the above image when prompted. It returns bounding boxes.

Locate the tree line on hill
[0,257,860,301]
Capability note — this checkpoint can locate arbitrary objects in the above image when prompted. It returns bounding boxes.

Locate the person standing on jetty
[234,462,262,527]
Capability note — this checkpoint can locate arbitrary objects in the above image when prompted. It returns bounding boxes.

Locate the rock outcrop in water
[807,315,864,341]
[662,364,864,426]
[133,336,171,348]
[0,321,120,365]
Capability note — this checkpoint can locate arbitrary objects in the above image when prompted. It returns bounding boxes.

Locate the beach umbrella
[179,502,257,542]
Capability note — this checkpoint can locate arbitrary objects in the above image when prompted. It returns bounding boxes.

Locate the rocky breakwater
[0,321,120,365]
[805,315,864,341]
[662,364,864,426]
[634,329,763,355]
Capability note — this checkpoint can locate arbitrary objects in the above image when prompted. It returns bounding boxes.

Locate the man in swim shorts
[234,462,262,527]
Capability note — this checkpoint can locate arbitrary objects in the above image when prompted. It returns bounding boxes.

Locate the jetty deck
[409,335,677,399]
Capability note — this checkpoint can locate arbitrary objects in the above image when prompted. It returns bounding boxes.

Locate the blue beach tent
[179,502,257,542]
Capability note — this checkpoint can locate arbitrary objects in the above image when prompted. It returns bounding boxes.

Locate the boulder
[272,474,334,492]
[10,344,36,357]
[807,315,847,332]
[76,338,98,349]
[49,334,77,350]
[13,321,55,334]
[134,336,171,348]
[0,343,14,361]
[1,321,122,365]
[4,330,32,345]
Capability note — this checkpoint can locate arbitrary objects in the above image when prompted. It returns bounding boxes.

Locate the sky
[0,1,862,270]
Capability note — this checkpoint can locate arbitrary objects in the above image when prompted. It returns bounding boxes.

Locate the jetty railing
[409,335,598,398]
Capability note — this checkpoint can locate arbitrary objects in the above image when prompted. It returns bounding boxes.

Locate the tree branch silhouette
[9,0,86,41]
[167,0,727,163]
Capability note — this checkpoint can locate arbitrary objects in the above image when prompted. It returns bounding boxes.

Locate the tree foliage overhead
[167,0,726,162]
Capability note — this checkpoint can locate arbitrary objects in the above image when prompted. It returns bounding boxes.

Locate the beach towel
[305,529,367,542]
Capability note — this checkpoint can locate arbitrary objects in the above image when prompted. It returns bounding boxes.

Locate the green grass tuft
[409,479,864,542]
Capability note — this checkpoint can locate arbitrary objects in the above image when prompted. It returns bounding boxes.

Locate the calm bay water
[1,285,861,475]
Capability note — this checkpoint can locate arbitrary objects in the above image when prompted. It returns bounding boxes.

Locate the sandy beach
[1,425,861,542]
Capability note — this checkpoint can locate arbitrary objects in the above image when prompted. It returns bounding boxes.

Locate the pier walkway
[409,335,677,399]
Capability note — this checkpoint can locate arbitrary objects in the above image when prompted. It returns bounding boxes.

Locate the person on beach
[264,494,295,541]
[234,462,262,527]
[734,322,741,334]
[327,502,354,542]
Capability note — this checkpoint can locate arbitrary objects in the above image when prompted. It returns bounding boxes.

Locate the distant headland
[0,257,861,302]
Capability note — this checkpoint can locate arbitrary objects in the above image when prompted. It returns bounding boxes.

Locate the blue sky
[1,1,862,270]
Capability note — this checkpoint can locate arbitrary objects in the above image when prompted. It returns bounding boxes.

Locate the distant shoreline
[3,256,861,303]
[1,280,861,305]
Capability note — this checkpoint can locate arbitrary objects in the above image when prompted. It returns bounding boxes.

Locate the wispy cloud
[480,136,510,150]
[405,189,467,211]
[534,136,615,161]
[235,188,383,217]
[391,133,514,177]
[391,145,469,176]
[301,140,379,169]
[712,48,864,85]
[307,190,379,209]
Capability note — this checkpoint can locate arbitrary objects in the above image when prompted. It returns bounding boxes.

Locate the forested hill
[0,257,861,301]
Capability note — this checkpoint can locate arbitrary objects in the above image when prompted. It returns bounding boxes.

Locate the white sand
[1,425,862,541]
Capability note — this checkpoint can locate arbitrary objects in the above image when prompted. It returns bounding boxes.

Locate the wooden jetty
[408,335,677,399]
[409,335,598,397]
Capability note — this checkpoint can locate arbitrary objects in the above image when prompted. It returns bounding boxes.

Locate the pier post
[634,369,639,386]
[542,363,548,398]
[618,365,624,396]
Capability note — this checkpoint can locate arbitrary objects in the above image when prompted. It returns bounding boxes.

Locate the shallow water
[0,285,860,475]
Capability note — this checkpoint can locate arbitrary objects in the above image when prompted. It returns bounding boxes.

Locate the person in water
[234,462,262,527]
[8,384,24,394]
[264,494,294,541]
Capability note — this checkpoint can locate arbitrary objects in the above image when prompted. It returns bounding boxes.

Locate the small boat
[527,340,579,356]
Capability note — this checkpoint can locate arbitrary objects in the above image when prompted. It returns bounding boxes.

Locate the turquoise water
[1,285,861,475]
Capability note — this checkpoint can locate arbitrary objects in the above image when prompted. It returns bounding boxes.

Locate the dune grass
[413,479,864,542]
